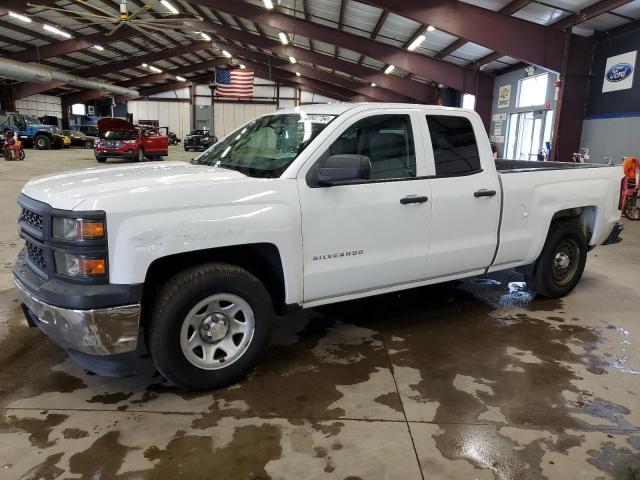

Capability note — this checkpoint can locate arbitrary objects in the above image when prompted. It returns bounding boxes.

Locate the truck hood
[22,161,251,210]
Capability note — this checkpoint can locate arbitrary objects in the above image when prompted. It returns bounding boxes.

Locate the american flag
[214,68,254,99]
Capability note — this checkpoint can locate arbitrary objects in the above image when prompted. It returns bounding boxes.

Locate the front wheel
[525,222,588,298]
[137,147,145,162]
[149,263,273,391]
[34,135,51,150]
[95,156,106,163]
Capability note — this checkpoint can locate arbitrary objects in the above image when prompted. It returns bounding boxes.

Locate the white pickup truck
[13,104,624,390]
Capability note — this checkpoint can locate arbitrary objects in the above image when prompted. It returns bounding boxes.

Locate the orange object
[76,219,105,238]
[78,258,106,276]
[623,156,639,181]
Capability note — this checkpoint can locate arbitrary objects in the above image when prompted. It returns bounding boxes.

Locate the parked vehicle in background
[0,111,64,150]
[183,129,217,151]
[62,129,95,148]
[60,134,72,148]
[168,132,181,145]
[94,117,169,163]
[13,104,624,390]
[76,124,99,137]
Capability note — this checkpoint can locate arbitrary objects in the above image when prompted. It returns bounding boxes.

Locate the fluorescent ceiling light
[239,64,246,69]
[8,11,32,23]
[200,32,211,41]
[289,56,296,64]
[384,64,395,74]
[263,0,274,9]
[43,24,71,38]
[407,34,426,52]
[142,63,148,67]
[371,82,376,87]
[93,45,104,51]
[176,76,186,82]
[278,32,289,45]
[295,72,301,76]
[149,65,162,73]
[160,0,179,14]
[222,50,232,58]
[427,25,436,32]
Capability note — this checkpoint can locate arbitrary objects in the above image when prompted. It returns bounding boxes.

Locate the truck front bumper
[13,276,141,356]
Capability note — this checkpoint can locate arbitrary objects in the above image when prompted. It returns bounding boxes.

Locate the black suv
[183,130,217,152]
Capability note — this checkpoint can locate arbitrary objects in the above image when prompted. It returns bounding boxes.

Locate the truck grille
[25,240,47,272]
[20,207,43,231]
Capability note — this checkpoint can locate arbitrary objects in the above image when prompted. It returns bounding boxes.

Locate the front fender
[102,192,303,304]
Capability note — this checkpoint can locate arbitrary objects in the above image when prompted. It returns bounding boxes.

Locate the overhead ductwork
[0,57,139,98]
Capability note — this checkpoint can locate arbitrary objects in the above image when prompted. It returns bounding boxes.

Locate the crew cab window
[426,115,481,176]
[329,114,416,180]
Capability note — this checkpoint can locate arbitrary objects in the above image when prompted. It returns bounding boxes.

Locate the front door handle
[400,195,429,205]
[474,189,497,198]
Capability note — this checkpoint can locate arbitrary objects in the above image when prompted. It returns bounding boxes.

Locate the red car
[94,118,169,163]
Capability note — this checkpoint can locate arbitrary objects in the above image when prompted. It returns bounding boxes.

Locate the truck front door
[142,129,168,155]
[298,110,431,303]
[421,113,501,278]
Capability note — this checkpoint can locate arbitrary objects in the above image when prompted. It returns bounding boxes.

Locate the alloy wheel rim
[552,239,580,286]
[179,293,255,370]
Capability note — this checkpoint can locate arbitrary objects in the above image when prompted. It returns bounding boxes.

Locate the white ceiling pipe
[0,57,139,98]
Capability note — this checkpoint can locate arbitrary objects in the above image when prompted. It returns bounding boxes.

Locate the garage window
[426,115,481,176]
[328,114,416,180]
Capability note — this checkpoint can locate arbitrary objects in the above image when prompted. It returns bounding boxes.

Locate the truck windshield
[23,115,40,125]
[103,130,137,140]
[192,113,336,178]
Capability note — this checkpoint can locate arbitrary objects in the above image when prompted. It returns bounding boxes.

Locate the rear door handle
[400,195,429,205]
[474,189,497,198]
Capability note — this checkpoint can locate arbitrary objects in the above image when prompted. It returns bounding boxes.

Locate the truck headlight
[54,252,106,278]
[52,217,105,240]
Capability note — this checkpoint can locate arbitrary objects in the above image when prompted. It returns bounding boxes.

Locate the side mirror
[314,154,371,186]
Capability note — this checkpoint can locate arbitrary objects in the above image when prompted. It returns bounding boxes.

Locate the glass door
[505,111,550,160]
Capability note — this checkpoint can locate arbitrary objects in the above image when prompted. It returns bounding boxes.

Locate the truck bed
[495,159,612,173]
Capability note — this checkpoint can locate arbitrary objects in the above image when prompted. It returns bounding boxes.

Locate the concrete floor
[0,147,639,480]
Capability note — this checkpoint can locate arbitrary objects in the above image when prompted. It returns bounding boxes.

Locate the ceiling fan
[27,0,205,43]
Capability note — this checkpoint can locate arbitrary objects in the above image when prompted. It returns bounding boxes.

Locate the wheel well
[551,206,598,244]
[34,131,51,138]
[140,243,286,326]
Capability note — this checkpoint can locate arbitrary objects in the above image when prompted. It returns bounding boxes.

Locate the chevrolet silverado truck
[13,104,624,390]
[94,118,169,163]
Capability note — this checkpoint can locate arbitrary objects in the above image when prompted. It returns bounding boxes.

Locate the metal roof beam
[551,0,634,30]
[366,0,565,71]
[187,0,492,95]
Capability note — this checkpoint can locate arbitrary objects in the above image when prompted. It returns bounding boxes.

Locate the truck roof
[272,103,476,117]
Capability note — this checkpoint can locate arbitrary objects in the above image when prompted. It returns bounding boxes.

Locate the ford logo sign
[606,63,634,82]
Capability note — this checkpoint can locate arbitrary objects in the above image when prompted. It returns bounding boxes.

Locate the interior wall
[15,94,62,119]
[212,103,277,139]
[581,26,640,164]
[127,100,191,140]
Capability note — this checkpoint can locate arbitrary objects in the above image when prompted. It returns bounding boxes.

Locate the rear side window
[426,115,481,176]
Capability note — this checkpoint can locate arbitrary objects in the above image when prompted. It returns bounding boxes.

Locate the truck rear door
[421,112,501,278]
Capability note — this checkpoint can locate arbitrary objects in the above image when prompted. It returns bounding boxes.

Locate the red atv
[94,118,169,163]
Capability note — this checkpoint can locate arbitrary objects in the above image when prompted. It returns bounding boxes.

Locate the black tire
[184,147,190,152]
[137,147,145,162]
[525,222,587,298]
[19,149,25,160]
[149,263,273,391]
[34,134,51,150]
[85,140,94,149]
[95,156,107,163]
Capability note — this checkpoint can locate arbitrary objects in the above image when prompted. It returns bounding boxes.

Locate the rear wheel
[95,156,106,163]
[85,140,94,149]
[623,198,640,221]
[525,222,587,298]
[137,147,145,162]
[149,263,273,391]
